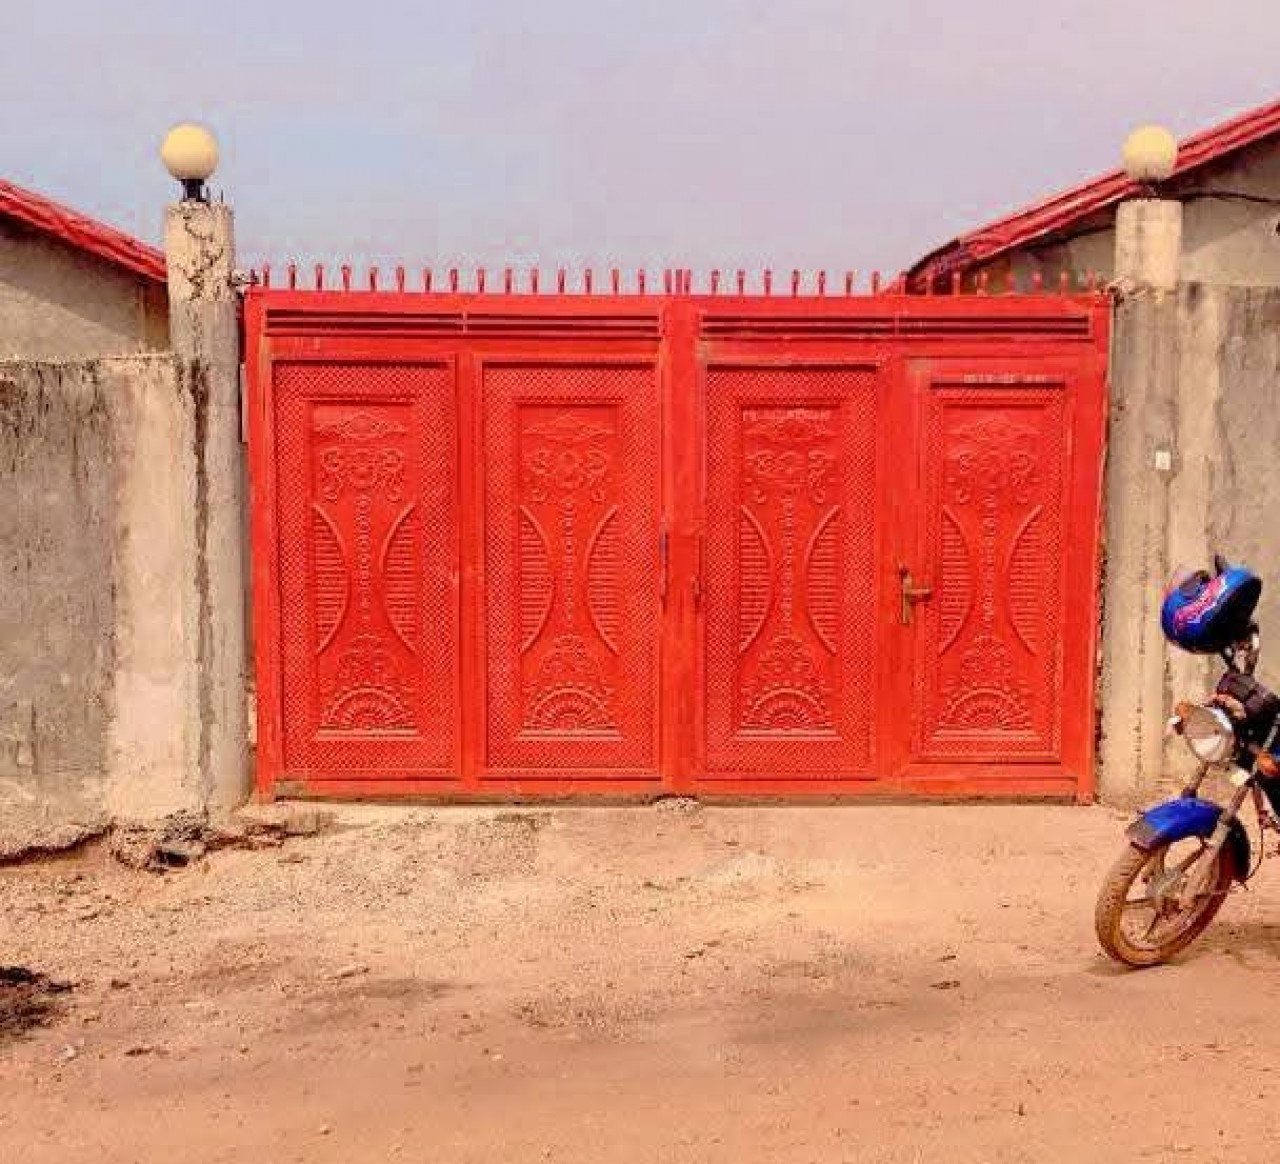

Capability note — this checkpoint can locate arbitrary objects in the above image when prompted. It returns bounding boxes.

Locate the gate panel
[248,286,1108,800]
[274,361,460,777]
[906,367,1072,768]
[702,365,882,777]
[481,361,660,775]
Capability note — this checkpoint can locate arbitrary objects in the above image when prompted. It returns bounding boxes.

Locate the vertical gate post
[1099,126,1184,805]
[161,125,249,814]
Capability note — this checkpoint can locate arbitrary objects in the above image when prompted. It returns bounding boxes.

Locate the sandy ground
[5,802,1280,1163]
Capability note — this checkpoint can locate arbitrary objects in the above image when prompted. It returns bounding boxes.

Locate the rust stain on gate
[246,270,1108,801]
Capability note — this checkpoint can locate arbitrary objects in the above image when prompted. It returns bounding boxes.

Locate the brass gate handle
[899,565,933,625]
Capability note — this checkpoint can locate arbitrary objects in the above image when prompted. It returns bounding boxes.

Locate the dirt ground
[5,803,1280,1163]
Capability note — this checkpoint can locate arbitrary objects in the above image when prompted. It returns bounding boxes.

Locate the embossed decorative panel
[483,363,659,773]
[275,362,458,775]
[703,367,880,776]
[909,383,1067,762]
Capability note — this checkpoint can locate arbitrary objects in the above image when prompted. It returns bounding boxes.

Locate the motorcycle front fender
[1126,796,1252,882]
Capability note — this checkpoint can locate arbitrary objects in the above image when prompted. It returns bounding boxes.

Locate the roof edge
[908,95,1280,285]
[0,178,167,286]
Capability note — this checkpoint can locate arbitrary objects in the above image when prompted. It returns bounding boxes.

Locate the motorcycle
[1095,557,1280,967]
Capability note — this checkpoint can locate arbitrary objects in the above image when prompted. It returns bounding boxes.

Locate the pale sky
[2,0,1277,275]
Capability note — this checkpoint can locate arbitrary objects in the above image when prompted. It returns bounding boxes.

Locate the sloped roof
[908,96,1280,286]
[0,178,166,286]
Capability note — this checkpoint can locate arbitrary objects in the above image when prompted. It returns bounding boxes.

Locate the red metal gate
[247,275,1107,801]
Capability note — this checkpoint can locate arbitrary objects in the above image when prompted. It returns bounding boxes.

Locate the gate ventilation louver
[698,313,1093,341]
[264,309,660,340]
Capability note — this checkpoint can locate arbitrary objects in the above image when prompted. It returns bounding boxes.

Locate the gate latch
[898,564,933,626]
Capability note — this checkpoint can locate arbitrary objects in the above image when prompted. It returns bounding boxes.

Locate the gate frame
[246,285,1109,803]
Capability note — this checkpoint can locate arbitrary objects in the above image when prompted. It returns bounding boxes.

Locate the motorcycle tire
[1095,840,1235,968]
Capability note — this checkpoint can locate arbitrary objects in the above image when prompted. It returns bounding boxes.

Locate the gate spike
[584,268,593,294]
[611,268,620,294]
[1005,270,1017,294]
[341,264,351,292]
[710,269,721,294]
[531,268,540,294]
[395,265,406,292]
[637,270,646,295]
[791,269,801,296]
[557,268,566,293]
[950,271,960,295]
[977,271,988,295]
[286,262,297,290]
[1032,270,1044,292]
[763,269,773,295]
[475,268,486,293]
[1086,270,1099,292]
[663,269,672,295]
[845,271,855,295]
[871,270,881,294]
[314,263,325,291]
[817,270,827,296]
[1059,269,1070,293]
[423,267,433,293]
[449,268,459,293]
[737,270,746,295]
[504,267,514,293]
[261,264,271,289]
[368,266,379,291]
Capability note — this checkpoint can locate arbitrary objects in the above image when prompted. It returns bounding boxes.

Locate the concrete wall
[991,139,1280,290]
[0,220,168,361]
[1099,283,1280,804]
[0,354,211,857]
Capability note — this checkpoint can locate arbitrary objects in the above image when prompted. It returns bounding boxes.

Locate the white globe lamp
[160,123,220,202]
[1122,124,1178,189]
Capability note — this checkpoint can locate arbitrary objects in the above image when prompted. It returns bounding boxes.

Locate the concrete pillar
[1115,199,1182,292]
[164,202,248,814]
[1098,197,1183,806]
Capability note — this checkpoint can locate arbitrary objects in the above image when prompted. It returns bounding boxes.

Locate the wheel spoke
[1140,910,1165,942]
[1168,846,1206,878]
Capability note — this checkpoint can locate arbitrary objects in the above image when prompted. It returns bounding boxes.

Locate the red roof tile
[908,96,1280,286]
[0,178,166,286]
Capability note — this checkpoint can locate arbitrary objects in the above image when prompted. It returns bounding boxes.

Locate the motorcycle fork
[1179,779,1252,908]
[1180,764,1210,799]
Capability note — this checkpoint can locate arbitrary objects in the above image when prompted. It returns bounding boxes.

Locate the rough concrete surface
[0,354,218,855]
[0,220,167,361]
[1100,283,1280,805]
[5,804,1280,1163]
[1115,199,1182,292]
[164,201,248,816]
[2,360,119,854]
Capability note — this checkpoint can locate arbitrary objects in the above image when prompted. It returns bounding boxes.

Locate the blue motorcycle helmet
[1161,557,1262,654]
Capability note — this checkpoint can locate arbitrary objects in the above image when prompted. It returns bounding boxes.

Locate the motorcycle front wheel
[1095,838,1236,967]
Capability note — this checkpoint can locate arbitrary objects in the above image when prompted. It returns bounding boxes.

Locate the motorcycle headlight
[1180,705,1236,764]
